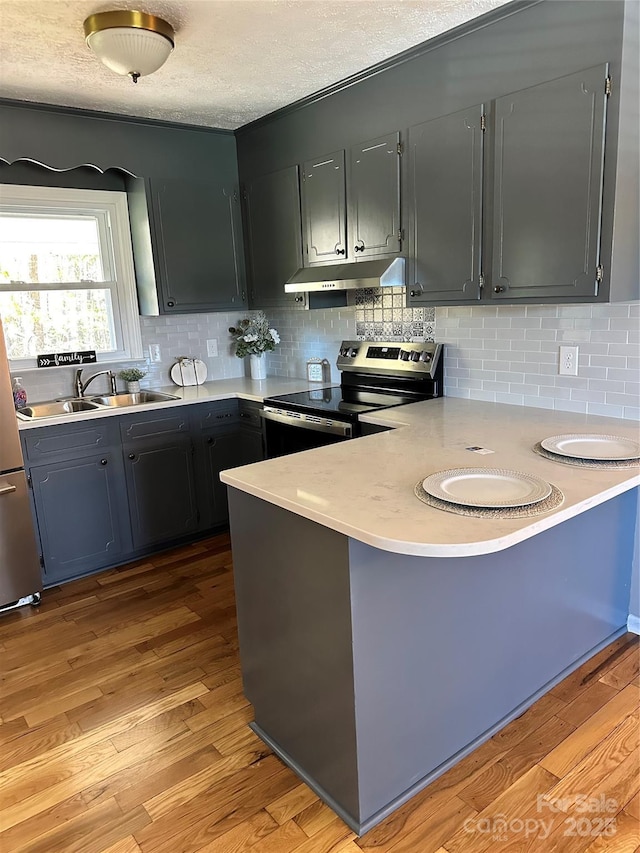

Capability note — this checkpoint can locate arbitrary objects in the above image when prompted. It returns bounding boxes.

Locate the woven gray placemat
[414,480,564,519]
[533,442,640,470]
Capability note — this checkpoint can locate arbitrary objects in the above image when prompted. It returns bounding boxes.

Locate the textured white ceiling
[0,0,510,129]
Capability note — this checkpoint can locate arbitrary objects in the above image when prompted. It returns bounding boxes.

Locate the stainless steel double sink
[17,390,180,420]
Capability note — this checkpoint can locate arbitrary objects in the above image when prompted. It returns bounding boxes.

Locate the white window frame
[0,185,143,369]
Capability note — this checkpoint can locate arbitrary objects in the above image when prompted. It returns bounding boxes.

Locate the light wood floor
[0,533,638,853]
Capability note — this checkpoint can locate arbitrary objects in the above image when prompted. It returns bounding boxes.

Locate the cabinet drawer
[193,399,240,431]
[120,409,191,442]
[22,418,118,462]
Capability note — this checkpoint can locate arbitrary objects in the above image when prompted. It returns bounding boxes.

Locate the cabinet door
[408,105,484,305]
[151,178,246,312]
[30,451,129,584]
[238,426,264,466]
[198,428,246,527]
[349,133,401,259]
[244,166,306,309]
[490,65,608,300]
[124,437,198,549]
[302,151,347,264]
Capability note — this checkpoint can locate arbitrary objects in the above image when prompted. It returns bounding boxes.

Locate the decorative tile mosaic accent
[352,288,436,342]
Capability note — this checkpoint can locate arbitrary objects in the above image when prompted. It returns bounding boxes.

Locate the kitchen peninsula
[221,398,639,834]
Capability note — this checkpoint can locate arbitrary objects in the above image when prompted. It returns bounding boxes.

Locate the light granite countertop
[220,398,640,558]
[16,376,335,430]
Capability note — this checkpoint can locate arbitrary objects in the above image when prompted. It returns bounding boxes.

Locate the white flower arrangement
[229,312,280,357]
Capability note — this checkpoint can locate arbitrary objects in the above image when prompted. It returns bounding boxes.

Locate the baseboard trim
[627,614,640,635]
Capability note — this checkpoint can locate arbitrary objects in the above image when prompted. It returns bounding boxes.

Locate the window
[0,185,143,368]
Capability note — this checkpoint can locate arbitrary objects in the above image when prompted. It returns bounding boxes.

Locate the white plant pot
[126,380,141,393]
[249,354,267,381]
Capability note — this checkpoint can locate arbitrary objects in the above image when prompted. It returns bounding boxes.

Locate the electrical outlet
[206,338,218,358]
[559,344,579,376]
[148,343,161,363]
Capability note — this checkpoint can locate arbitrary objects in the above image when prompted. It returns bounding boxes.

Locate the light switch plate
[207,339,218,358]
[148,343,161,363]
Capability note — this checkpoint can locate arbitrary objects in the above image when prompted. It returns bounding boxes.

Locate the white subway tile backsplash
[481,380,510,392]
[571,389,606,404]
[590,355,627,369]
[606,392,640,408]
[496,392,524,405]
[589,378,625,393]
[13,293,637,421]
[557,305,593,318]
[509,383,542,396]
[526,305,558,318]
[587,402,625,418]
[524,395,557,409]
[591,330,629,344]
[556,399,587,414]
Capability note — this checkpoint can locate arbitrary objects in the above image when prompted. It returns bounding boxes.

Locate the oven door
[261,407,353,459]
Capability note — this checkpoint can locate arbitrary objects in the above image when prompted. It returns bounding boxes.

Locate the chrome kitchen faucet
[74,368,117,398]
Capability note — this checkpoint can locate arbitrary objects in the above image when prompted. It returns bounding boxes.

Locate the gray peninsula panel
[227,485,636,833]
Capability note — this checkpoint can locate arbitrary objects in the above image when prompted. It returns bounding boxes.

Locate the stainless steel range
[261,340,443,457]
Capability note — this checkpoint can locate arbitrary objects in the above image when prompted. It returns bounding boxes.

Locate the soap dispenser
[11,377,27,410]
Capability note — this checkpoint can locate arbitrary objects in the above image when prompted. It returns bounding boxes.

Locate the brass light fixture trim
[83,10,175,44]
[83,10,175,83]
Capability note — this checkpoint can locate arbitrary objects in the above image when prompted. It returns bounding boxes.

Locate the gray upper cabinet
[408,106,484,305]
[302,151,347,265]
[489,65,609,301]
[348,133,402,259]
[149,177,246,313]
[244,166,306,309]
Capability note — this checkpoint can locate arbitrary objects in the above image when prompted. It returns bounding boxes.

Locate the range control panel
[337,340,442,378]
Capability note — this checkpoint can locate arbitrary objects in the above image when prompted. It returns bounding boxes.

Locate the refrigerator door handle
[0,482,18,496]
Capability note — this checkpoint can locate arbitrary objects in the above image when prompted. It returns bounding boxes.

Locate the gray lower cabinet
[21,419,131,586]
[29,451,130,585]
[194,399,265,528]
[244,166,306,309]
[489,64,608,301]
[197,429,245,527]
[148,177,247,313]
[238,400,265,465]
[120,409,199,549]
[123,438,199,549]
[408,105,484,305]
[22,400,265,586]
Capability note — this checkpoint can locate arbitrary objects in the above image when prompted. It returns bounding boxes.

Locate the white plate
[422,468,552,509]
[170,358,208,387]
[541,434,640,461]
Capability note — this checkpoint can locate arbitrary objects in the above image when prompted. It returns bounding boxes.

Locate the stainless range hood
[285,257,405,293]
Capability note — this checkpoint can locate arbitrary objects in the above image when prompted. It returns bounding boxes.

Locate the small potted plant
[229,312,280,381]
[118,367,147,393]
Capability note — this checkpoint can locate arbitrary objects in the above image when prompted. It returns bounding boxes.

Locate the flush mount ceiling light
[83,10,175,83]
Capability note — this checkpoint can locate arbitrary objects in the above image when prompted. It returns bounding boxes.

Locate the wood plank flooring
[0,534,638,852]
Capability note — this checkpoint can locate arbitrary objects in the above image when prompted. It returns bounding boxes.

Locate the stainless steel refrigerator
[0,319,42,611]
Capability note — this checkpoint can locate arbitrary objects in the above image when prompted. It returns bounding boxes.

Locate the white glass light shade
[86,26,174,78]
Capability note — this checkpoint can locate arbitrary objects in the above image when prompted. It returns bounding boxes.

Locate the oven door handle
[260,407,353,438]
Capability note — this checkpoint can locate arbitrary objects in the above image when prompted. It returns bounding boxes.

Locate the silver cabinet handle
[0,483,17,496]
